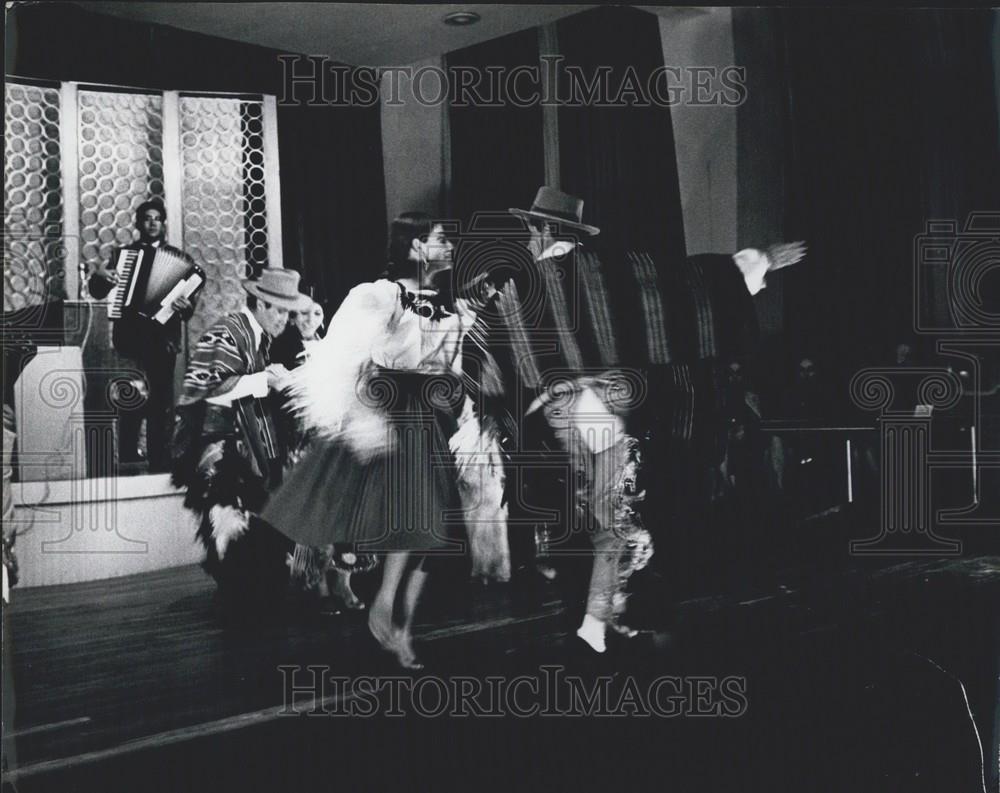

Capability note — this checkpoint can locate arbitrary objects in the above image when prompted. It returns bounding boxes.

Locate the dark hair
[135,198,166,227]
[385,212,433,281]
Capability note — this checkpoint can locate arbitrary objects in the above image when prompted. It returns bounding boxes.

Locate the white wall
[10,475,201,588]
[379,16,742,257]
[657,7,738,255]
[381,55,450,222]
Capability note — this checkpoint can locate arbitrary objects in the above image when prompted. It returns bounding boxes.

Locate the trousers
[577,439,630,621]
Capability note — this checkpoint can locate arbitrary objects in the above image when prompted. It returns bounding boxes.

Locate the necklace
[396,282,451,321]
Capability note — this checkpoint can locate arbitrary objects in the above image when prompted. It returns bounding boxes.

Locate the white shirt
[733,248,770,296]
[537,240,576,261]
[527,382,625,455]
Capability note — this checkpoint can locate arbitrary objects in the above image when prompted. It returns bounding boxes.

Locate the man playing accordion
[88,198,199,471]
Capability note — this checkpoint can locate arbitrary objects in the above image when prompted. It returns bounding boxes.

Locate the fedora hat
[509,186,600,236]
[242,267,312,311]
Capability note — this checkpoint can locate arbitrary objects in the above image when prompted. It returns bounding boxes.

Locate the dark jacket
[665,253,760,367]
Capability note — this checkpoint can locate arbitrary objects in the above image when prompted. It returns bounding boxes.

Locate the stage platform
[3,545,998,792]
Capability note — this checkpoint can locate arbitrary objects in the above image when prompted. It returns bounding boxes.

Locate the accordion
[108,246,205,324]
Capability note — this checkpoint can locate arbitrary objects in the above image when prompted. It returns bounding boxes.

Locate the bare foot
[332,570,365,609]
[367,603,395,652]
[369,613,423,669]
[395,631,424,670]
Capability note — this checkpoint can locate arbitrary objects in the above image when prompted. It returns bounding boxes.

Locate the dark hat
[509,186,600,236]
[241,267,312,311]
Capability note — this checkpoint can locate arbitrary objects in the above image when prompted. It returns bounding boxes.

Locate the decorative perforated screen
[179,95,270,346]
[4,83,64,312]
[3,80,278,328]
[76,89,164,298]
[3,80,280,478]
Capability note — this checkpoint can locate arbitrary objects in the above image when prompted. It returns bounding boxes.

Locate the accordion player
[89,242,203,357]
[87,225,205,469]
[107,246,204,325]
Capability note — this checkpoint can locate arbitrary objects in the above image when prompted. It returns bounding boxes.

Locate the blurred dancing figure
[501,187,654,653]
[272,298,376,611]
[171,268,309,611]
[496,186,806,650]
[263,213,475,669]
[527,378,652,652]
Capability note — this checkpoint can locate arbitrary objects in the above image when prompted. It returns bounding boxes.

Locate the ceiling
[71,3,589,66]
[72,3,707,66]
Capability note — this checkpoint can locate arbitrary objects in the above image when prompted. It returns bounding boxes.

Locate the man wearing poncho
[497,186,806,653]
[171,267,310,610]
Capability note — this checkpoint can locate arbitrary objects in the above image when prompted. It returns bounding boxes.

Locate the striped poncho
[177,310,279,481]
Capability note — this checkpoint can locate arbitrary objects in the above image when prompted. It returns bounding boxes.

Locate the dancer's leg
[577,532,623,653]
[396,557,429,666]
[576,441,627,653]
[369,551,407,648]
[331,569,363,609]
[400,558,428,633]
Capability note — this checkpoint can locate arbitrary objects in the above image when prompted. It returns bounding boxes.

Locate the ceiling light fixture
[443,11,481,26]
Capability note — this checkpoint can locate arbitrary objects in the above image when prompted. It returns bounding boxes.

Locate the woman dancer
[273,298,377,611]
[263,213,469,668]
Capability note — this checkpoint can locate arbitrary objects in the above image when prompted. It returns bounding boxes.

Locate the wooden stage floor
[3,542,998,793]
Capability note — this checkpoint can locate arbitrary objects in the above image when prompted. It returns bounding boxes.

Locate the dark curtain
[446,28,545,227]
[556,6,687,269]
[769,9,1000,392]
[276,103,386,313]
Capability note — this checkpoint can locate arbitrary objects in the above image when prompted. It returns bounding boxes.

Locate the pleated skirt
[262,369,464,553]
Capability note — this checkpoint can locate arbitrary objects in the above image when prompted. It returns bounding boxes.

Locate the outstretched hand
[765,241,807,272]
